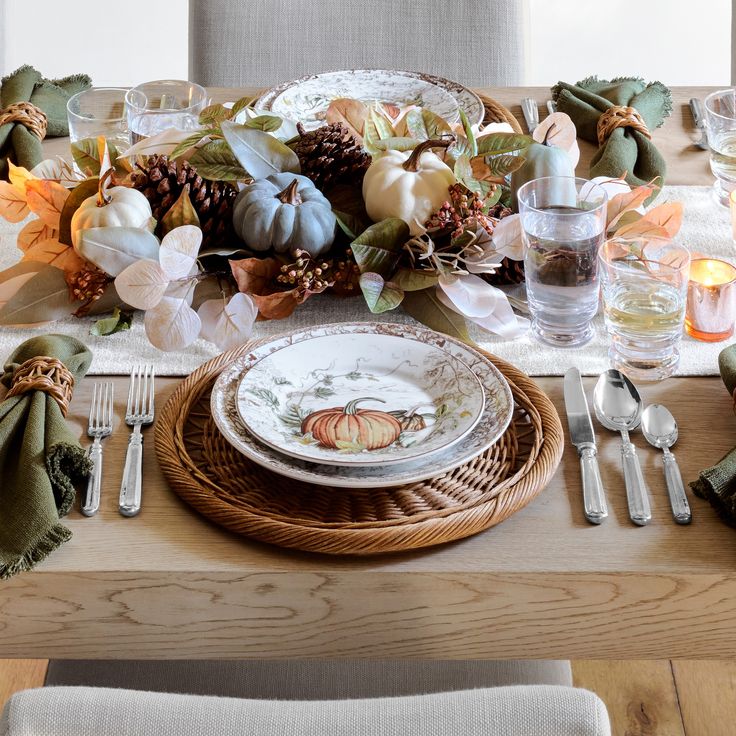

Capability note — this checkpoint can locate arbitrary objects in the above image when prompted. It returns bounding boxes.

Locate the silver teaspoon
[593,370,651,526]
[641,404,692,524]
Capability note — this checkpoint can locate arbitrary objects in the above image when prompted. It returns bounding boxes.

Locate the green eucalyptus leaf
[405,109,453,141]
[58,177,99,246]
[359,272,404,313]
[199,103,232,126]
[245,114,283,132]
[476,133,533,156]
[77,227,160,276]
[0,264,77,325]
[401,288,470,341]
[350,218,410,277]
[189,140,249,181]
[160,184,201,236]
[391,268,440,291]
[90,306,133,336]
[220,121,300,178]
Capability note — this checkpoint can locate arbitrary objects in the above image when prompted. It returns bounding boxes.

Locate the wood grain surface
[672,660,736,736]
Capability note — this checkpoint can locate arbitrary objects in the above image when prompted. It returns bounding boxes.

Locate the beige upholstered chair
[189,0,528,88]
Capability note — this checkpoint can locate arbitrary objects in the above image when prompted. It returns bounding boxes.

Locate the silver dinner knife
[521,98,539,134]
[689,98,708,150]
[563,368,608,524]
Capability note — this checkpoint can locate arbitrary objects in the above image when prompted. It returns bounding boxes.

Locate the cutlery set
[82,365,155,518]
[564,367,691,526]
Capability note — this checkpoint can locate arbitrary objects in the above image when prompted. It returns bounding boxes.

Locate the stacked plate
[211,323,514,489]
[254,69,485,130]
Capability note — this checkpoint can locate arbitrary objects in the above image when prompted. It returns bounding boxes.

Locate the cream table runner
[0,185,733,376]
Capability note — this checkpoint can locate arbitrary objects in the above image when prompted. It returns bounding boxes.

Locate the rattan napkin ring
[6,356,75,416]
[597,104,651,146]
[0,101,48,140]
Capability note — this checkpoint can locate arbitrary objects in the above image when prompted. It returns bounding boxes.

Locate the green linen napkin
[0,335,92,578]
[690,345,736,525]
[552,76,672,188]
[0,65,91,179]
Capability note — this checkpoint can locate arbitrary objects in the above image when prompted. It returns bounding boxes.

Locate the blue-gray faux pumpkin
[233,173,336,257]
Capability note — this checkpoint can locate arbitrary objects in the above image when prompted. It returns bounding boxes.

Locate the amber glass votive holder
[685,258,736,342]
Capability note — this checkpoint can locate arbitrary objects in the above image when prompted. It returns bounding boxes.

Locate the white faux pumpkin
[71,173,153,250]
[362,139,456,235]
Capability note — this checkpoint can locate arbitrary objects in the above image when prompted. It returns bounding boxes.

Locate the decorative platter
[235,330,485,467]
[255,69,485,129]
[210,323,514,488]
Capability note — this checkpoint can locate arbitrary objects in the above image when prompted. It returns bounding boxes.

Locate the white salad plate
[255,69,484,129]
[210,323,514,489]
[235,331,485,467]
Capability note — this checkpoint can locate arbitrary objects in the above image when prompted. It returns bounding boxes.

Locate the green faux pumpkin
[510,129,576,211]
[233,173,336,257]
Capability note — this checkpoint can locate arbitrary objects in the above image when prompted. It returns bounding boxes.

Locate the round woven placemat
[478,93,523,134]
[155,343,562,555]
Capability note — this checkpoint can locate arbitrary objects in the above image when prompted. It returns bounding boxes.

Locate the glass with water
[66,87,131,152]
[704,88,736,206]
[517,177,608,347]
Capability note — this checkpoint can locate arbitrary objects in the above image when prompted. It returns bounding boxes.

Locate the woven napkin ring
[597,105,652,147]
[0,101,48,140]
[6,357,75,417]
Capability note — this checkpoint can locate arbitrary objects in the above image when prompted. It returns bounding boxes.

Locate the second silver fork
[83,382,114,517]
[119,365,155,517]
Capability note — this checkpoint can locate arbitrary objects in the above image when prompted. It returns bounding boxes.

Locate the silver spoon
[593,370,651,526]
[641,404,692,524]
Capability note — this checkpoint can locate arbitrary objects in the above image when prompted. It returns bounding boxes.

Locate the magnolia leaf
[70,138,102,176]
[230,256,282,295]
[78,227,160,276]
[231,96,256,118]
[189,140,249,181]
[144,296,202,351]
[401,288,470,341]
[0,261,49,309]
[160,185,201,237]
[372,137,420,153]
[198,292,258,350]
[168,131,209,160]
[472,153,525,180]
[220,121,300,179]
[159,224,203,279]
[359,272,404,313]
[8,162,35,195]
[458,109,477,157]
[199,103,232,126]
[245,114,283,132]
[476,133,533,156]
[350,218,410,277]
[118,128,197,159]
[405,108,452,141]
[0,264,77,326]
[368,107,395,140]
[391,268,440,291]
[326,98,368,140]
[30,156,85,184]
[58,177,99,246]
[17,220,57,251]
[90,306,132,336]
[25,180,70,229]
[115,258,169,309]
[22,238,87,273]
[0,181,29,222]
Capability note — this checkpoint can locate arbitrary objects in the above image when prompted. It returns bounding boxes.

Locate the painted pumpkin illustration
[301,397,402,450]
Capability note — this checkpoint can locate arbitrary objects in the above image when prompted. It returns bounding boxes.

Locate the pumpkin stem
[402,137,455,172]
[542,123,558,147]
[276,178,303,206]
[343,397,386,415]
[96,168,114,207]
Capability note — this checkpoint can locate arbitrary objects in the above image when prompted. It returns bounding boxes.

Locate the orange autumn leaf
[17,220,58,251]
[229,257,282,295]
[614,203,682,242]
[326,98,369,141]
[0,181,29,222]
[607,186,656,232]
[21,238,87,273]
[24,179,69,229]
[251,290,302,320]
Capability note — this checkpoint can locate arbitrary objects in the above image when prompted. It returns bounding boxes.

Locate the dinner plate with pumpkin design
[234,328,485,467]
[210,323,514,488]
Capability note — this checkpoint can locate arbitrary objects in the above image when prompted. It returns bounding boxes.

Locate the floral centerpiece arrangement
[0,96,683,351]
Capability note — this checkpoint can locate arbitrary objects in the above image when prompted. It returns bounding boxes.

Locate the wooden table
[3,87,734,660]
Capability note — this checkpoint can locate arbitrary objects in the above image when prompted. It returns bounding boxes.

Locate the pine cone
[483,203,525,285]
[67,266,111,316]
[130,156,238,250]
[291,122,371,191]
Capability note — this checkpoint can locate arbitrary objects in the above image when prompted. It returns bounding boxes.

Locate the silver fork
[82,382,114,517]
[119,365,155,517]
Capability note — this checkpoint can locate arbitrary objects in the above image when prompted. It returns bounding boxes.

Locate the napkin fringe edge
[0,523,71,580]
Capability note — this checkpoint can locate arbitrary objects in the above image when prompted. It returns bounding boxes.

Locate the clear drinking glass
[599,240,691,381]
[704,88,736,206]
[518,177,608,347]
[125,80,208,142]
[66,87,130,149]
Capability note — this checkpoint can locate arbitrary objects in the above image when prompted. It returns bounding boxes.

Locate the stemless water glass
[66,87,130,149]
[704,88,736,206]
[599,240,691,381]
[125,80,208,142]
[518,177,608,347]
